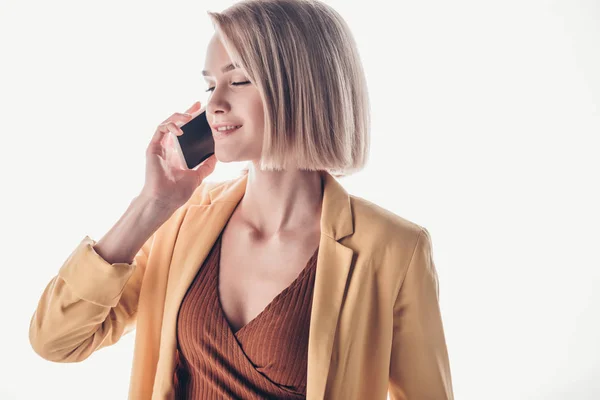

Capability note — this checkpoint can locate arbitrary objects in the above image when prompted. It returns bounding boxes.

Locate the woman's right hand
[140,101,217,210]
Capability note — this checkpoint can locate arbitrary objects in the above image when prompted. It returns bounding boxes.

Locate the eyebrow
[202,63,239,77]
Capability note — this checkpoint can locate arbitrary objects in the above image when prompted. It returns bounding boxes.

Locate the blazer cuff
[58,235,137,308]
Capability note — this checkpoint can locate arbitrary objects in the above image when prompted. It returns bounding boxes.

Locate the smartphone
[173,110,215,170]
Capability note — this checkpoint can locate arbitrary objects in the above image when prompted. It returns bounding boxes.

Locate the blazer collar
[154,170,355,400]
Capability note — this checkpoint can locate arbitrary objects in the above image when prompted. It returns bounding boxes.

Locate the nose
[205,89,231,118]
[206,107,228,125]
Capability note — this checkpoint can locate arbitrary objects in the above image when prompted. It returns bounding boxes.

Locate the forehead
[203,34,234,76]
[206,34,228,60]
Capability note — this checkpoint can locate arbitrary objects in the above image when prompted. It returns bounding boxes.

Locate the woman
[29,0,454,399]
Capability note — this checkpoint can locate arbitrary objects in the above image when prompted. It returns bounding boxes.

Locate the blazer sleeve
[28,232,154,363]
[388,227,454,400]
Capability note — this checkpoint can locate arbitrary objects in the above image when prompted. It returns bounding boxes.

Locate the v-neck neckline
[215,233,319,337]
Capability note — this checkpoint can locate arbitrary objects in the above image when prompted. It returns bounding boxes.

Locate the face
[202,33,264,164]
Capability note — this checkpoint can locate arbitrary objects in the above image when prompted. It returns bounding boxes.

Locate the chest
[217,219,320,333]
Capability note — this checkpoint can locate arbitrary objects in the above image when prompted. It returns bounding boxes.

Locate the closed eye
[205,81,251,92]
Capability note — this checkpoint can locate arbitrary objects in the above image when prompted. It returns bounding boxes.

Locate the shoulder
[347,194,431,274]
[349,194,426,243]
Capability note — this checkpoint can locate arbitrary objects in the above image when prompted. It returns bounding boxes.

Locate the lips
[214,124,242,131]
[213,125,242,138]
[212,122,243,129]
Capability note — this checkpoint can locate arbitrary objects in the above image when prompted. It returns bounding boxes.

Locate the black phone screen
[176,110,215,170]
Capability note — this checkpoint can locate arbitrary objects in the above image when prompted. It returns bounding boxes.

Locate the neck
[236,162,324,238]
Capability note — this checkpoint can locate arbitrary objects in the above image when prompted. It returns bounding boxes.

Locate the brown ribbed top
[173,232,319,399]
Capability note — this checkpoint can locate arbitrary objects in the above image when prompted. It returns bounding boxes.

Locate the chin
[213,149,250,164]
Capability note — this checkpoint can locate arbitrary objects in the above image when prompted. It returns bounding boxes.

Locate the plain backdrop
[1,0,598,399]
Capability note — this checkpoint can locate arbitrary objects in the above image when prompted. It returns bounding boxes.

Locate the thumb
[193,154,217,183]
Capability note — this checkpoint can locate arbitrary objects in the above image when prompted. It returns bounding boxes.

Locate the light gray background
[1,0,598,399]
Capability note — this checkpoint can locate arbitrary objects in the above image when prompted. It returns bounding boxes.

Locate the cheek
[249,99,264,127]
[245,90,263,112]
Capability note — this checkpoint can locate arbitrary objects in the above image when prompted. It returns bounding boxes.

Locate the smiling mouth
[214,125,242,138]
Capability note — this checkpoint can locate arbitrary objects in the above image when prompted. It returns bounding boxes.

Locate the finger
[165,133,187,169]
[149,122,182,154]
[158,103,204,132]
[158,101,201,128]
[190,105,206,119]
[196,160,216,183]
[163,124,183,162]
[149,121,171,148]
[160,112,193,127]
[184,101,202,114]
[168,134,188,170]
[177,150,187,169]
[194,154,217,181]
[162,121,184,137]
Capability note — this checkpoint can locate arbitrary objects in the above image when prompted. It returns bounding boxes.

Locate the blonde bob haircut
[207,0,370,178]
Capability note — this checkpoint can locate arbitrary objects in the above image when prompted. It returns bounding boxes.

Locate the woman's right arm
[28,100,216,363]
[28,194,178,362]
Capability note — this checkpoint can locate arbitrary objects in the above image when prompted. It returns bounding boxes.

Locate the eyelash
[205,81,251,92]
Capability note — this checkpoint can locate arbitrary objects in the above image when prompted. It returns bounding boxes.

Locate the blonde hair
[207,0,370,178]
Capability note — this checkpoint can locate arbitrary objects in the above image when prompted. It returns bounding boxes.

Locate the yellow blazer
[29,171,454,399]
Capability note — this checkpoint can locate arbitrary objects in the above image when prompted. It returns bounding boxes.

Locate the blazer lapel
[152,175,248,396]
[154,171,355,399]
[307,172,355,399]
